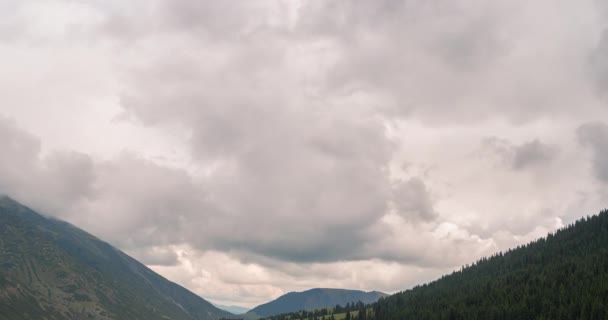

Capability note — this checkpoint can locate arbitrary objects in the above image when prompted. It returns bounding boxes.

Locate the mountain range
[3,194,608,320]
[245,288,387,318]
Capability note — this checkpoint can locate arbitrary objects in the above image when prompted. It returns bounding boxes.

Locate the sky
[1,0,608,308]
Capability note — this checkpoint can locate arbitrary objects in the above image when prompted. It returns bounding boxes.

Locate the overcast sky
[1,0,608,308]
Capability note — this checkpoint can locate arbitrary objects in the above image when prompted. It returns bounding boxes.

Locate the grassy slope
[0,196,233,320]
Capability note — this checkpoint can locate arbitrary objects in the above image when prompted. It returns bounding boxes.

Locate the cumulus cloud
[2,0,608,307]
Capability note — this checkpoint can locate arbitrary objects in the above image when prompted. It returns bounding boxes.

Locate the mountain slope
[0,196,233,320]
[374,209,608,320]
[247,288,387,318]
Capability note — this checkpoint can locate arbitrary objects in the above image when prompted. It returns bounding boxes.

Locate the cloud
[114,18,399,263]
[0,116,204,254]
[588,29,608,96]
[511,140,558,170]
[2,0,608,307]
[0,116,443,267]
[482,137,558,170]
[71,154,213,249]
[577,122,608,183]
[127,246,180,267]
[391,178,437,221]
[0,117,95,214]
[294,0,602,124]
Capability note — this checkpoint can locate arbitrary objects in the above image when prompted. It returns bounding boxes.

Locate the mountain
[0,196,234,320]
[246,288,387,318]
[214,304,250,315]
[373,209,608,319]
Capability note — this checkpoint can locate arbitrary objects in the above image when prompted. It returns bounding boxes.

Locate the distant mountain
[374,209,608,319]
[246,288,387,318]
[214,304,250,315]
[0,196,234,320]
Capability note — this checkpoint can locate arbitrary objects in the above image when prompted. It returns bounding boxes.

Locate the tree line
[255,301,376,320]
[373,209,608,319]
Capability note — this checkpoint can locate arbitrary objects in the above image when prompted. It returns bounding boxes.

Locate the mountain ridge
[246,288,387,318]
[214,304,250,315]
[0,196,234,320]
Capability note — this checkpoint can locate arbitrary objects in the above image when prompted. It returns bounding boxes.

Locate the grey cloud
[76,154,214,249]
[114,17,396,263]
[297,1,509,92]
[109,0,594,266]
[482,137,557,170]
[7,0,605,125]
[0,117,40,178]
[44,0,605,125]
[106,21,449,264]
[0,116,208,249]
[192,111,395,262]
[47,152,94,192]
[433,18,507,70]
[36,151,96,213]
[0,1,23,41]
[127,246,180,266]
[296,0,601,124]
[94,0,281,41]
[116,34,449,264]
[159,1,272,36]
[577,122,608,183]
[392,178,437,222]
[512,140,558,170]
[588,29,608,95]
[0,116,442,266]
[0,117,95,215]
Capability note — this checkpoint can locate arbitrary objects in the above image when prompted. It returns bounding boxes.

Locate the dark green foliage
[374,209,608,320]
[259,300,373,320]
[0,196,234,320]
[252,210,608,320]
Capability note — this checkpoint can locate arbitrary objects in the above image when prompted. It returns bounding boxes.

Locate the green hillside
[0,196,234,320]
[258,209,608,320]
[373,209,608,319]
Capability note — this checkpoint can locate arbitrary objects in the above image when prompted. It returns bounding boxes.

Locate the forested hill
[374,209,608,320]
